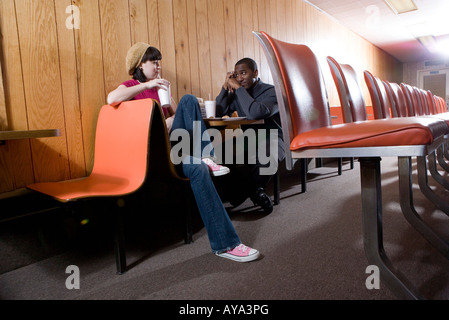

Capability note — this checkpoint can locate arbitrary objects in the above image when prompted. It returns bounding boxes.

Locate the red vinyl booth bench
[254,31,448,299]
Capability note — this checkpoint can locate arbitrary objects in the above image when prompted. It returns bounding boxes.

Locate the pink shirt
[122,79,168,118]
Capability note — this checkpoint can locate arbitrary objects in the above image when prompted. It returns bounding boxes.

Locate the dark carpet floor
[1,157,449,301]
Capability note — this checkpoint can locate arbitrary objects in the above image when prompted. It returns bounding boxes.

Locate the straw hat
[126,42,151,75]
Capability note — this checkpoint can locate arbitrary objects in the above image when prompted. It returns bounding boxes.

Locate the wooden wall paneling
[234,1,244,61]
[15,0,70,182]
[54,0,86,178]
[0,0,406,194]
[173,0,192,100]
[0,5,6,131]
[186,0,200,98]
[278,0,293,42]
[223,0,238,74]
[207,0,227,99]
[256,0,272,84]
[302,1,319,46]
[0,0,34,192]
[251,0,260,76]
[295,1,306,46]
[158,0,178,102]
[264,0,272,36]
[0,143,15,192]
[240,0,255,61]
[362,40,374,107]
[146,0,161,49]
[129,0,150,44]
[195,0,212,100]
[99,0,132,96]
[0,48,7,130]
[75,0,106,173]
[269,0,279,39]
[0,4,8,134]
[320,17,342,107]
[291,0,300,43]
[0,1,28,132]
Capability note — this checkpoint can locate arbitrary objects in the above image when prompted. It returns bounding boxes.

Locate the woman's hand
[146,78,170,90]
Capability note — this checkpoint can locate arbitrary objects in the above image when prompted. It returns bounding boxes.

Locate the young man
[215,58,285,214]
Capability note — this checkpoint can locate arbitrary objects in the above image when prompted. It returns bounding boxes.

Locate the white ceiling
[304,0,449,63]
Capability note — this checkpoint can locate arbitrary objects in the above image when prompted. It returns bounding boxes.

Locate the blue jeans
[171,94,214,159]
[171,95,241,253]
[182,157,241,253]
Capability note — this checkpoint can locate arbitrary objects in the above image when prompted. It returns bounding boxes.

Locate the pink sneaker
[202,158,230,176]
[216,244,260,262]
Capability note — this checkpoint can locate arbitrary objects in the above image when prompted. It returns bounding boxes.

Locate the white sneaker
[202,158,230,176]
[216,244,260,262]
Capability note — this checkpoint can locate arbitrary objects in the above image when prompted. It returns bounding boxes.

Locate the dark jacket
[215,79,285,162]
[216,80,278,120]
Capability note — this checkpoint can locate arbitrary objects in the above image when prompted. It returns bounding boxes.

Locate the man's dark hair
[236,58,258,72]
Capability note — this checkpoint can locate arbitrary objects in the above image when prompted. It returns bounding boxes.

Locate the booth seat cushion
[290,117,447,151]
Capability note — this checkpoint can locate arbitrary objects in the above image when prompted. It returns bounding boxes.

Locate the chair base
[359,157,424,300]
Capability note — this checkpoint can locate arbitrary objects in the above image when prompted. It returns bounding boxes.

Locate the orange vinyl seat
[27,99,192,274]
[29,101,152,201]
[254,31,448,299]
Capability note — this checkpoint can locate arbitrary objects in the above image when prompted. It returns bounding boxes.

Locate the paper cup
[158,85,171,106]
[205,100,216,118]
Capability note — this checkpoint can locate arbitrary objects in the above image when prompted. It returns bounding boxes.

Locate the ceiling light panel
[383,0,418,14]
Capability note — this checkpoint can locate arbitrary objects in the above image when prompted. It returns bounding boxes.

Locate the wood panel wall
[0,0,402,193]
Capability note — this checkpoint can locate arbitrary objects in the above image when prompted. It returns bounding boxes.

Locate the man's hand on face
[227,76,241,91]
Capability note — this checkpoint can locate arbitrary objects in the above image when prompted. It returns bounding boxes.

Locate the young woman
[107,42,259,262]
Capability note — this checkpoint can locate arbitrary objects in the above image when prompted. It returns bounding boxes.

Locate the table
[203,117,264,127]
[0,129,60,144]
[203,116,280,204]
[203,117,265,143]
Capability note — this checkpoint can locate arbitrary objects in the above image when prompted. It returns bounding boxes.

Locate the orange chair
[434,96,444,113]
[401,83,420,116]
[27,99,192,274]
[440,96,446,112]
[254,31,449,299]
[412,87,426,115]
[384,81,408,117]
[327,56,367,123]
[329,57,449,213]
[365,71,449,210]
[363,71,394,119]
